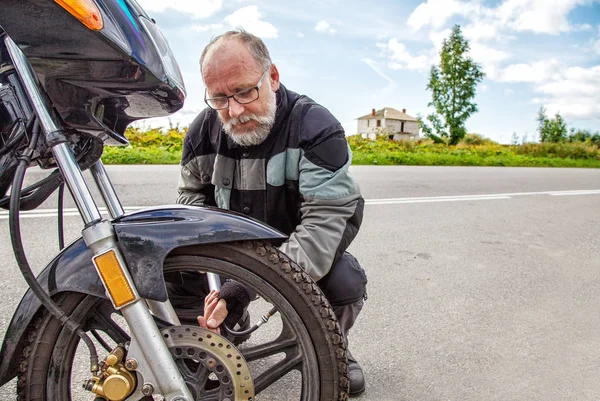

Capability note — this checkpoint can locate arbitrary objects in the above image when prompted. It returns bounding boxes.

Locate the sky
[133,0,600,144]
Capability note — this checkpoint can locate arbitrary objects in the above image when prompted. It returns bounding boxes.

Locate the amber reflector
[93,249,136,308]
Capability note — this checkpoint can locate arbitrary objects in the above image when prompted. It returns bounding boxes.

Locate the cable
[57,182,65,250]
[223,306,278,337]
[8,119,99,373]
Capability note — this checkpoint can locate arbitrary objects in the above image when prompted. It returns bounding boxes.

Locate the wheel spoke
[253,352,303,394]
[198,387,221,401]
[241,334,297,362]
[89,330,113,353]
[87,305,130,344]
[176,358,212,395]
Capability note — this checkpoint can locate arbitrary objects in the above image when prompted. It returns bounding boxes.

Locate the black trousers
[317,252,367,354]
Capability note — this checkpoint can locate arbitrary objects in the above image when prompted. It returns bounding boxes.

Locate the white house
[357,107,419,141]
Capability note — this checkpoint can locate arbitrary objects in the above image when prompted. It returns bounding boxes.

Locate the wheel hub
[161,325,255,401]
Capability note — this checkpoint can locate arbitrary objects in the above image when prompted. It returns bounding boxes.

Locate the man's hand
[197,290,229,333]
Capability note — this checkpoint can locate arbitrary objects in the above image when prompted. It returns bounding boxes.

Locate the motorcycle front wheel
[17,241,349,401]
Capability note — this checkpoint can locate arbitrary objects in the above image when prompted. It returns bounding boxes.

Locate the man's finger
[205,290,219,304]
[207,299,228,328]
[197,315,220,334]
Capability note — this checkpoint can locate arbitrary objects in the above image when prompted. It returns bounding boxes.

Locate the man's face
[202,40,280,147]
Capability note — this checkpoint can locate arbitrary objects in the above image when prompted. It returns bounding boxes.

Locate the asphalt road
[1,165,599,401]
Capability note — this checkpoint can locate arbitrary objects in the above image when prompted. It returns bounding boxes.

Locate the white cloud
[192,23,224,32]
[497,0,590,35]
[469,43,510,64]
[407,0,469,31]
[403,0,596,83]
[497,59,600,120]
[315,20,337,34]
[297,32,305,38]
[462,21,503,42]
[534,65,600,120]
[224,6,278,38]
[500,59,560,83]
[380,38,431,71]
[409,0,593,36]
[136,0,223,19]
[428,29,452,52]
[574,23,593,32]
[504,88,515,94]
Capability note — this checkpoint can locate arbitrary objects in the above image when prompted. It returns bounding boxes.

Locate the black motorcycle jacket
[177,84,364,281]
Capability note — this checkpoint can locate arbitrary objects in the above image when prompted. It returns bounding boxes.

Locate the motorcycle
[0,0,348,400]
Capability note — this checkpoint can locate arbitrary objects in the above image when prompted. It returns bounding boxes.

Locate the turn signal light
[93,249,137,308]
[54,0,104,31]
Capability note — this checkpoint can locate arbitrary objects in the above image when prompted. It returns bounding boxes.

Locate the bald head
[200,29,272,80]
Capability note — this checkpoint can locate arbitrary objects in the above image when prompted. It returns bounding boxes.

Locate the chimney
[402,108,406,114]
[371,108,375,116]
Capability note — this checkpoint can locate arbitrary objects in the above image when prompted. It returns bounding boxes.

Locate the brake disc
[161,325,255,401]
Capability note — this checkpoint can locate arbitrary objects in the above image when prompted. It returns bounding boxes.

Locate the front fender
[0,204,286,386]
[113,204,286,301]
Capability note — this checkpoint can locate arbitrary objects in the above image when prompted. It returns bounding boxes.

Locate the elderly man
[176,29,367,396]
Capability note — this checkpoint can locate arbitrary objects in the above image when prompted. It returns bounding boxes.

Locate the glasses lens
[207,98,228,109]
[234,88,259,104]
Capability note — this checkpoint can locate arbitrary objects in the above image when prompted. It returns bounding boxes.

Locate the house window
[367,120,370,127]
[401,122,405,132]
[376,120,381,128]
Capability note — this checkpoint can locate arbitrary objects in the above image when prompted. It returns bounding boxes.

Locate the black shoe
[348,360,366,397]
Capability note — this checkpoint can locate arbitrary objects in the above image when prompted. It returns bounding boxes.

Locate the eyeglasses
[204,67,271,110]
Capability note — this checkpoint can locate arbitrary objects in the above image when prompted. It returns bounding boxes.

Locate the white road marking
[0,189,598,219]
[365,189,600,205]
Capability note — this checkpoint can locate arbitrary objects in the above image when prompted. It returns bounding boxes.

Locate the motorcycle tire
[17,241,349,401]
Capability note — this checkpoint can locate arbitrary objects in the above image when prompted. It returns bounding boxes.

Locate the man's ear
[269,64,280,91]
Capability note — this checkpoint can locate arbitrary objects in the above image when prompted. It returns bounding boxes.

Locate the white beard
[221,88,277,147]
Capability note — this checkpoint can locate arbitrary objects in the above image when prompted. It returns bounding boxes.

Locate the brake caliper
[83,345,137,401]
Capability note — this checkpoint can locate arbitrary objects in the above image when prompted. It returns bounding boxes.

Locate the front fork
[4,36,193,400]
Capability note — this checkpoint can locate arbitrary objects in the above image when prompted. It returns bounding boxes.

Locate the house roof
[357,107,418,122]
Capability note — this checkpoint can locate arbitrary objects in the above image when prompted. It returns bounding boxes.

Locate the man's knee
[317,252,367,307]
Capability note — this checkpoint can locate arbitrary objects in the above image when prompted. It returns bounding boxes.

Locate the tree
[567,127,600,146]
[419,25,485,145]
[537,107,567,143]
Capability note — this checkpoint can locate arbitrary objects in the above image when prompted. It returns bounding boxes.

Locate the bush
[459,133,498,146]
[100,127,600,167]
[347,134,600,167]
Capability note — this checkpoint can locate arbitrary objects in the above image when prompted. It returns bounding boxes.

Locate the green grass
[100,127,600,168]
[101,146,182,164]
[351,150,600,167]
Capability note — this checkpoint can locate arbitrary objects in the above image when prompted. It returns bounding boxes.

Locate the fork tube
[207,272,222,291]
[52,144,103,223]
[90,160,125,219]
[4,37,58,136]
[4,36,102,224]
